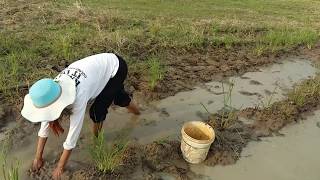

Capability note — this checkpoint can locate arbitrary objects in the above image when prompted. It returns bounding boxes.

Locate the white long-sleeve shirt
[38,53,119,150]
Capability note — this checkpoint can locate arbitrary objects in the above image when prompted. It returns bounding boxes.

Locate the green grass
[1,0,320,102]
[220,81,237,129]
[89,131,128,173]
[0,137,20,180]
[200,81,237,129]
[258,28,319,53]
[222,81,234,109]
[259,86,278,108]
[0,157,19,180]
[148,57,164,90]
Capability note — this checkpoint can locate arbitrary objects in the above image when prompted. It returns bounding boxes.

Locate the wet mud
[137,44,320,101]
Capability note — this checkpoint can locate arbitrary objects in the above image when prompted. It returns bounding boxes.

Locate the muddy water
[105,58,317,144]
[190,110,320,180]
[3,57,318,179]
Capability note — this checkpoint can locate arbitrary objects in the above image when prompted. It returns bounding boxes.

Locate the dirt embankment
[133,44,320,101]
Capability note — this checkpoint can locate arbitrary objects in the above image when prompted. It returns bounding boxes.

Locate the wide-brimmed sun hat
[21,74,76,123]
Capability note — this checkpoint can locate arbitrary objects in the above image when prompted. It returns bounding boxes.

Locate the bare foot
[126,102,140,115]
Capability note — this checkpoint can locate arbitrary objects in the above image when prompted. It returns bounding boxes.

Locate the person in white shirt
[21,53,140,179]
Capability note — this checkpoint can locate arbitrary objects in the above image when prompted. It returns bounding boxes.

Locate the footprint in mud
[143,119,157,126]
[159,108,170,118]
[316,122,320,128]
[196,111,209,121]
[240,76,250,80]
[274,131,285,137]
[189,173,213,180]
[211,91,225,95]
[0,105,5,119]
[264,89,272,96]
[249,80,263,85]
[0,106,6,129]
[238,91,262,97]
[264,89,278,96]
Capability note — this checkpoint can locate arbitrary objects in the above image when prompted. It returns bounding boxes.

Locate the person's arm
[35,137,47,160]
[52,149,72,179]
[33,122,50,171]
[52,97,87,179]
[32,137,47,171]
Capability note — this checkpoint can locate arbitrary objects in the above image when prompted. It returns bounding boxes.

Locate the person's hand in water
[32,158,44,171]
[126,101,140,115]
[52,166,63,180]
[32,137,47,172]
[52,149,71,180]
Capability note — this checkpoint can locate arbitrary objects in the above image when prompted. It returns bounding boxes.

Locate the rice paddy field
[1,0,320,179]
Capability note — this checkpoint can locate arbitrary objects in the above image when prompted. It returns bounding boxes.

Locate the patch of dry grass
[288,76,320,107]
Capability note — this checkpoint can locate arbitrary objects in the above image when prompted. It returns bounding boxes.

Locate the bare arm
[36,137,47,159]
[52,98,86,179]
[57,149,72,169]
[32,137,47,171]
[52,149,72,179]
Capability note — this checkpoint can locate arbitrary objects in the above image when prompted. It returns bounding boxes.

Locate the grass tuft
[0,137,20,180]
[288,77,320,107]
[89,131,128,173]
[259,86,278,108]
[261,28,319,52]
[148,57,165,90]
[201,81,237,129]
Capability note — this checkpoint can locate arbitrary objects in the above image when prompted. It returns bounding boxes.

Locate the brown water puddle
[2,57,318,179]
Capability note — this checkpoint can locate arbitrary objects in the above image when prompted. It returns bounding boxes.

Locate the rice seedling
[89,131,128,173]
[200,81,237,129]
[200,102,217,128]
[259,86,278,109]
[0,137,20,180]
[222,81,234,108]
[148,57,164,90]
[0,158,19,180]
